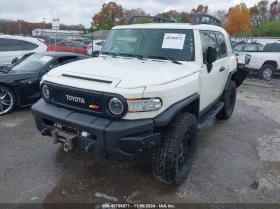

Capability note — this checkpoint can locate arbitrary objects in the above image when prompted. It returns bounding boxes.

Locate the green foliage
[254,21,280,36]
[177,12,189,23]
[235,27,252,37]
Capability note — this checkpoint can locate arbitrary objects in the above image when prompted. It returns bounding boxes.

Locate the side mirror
[206,47,218,73]
[48,64,59,71]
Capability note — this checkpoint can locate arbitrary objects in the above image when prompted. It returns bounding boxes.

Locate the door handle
[220,67,225,72]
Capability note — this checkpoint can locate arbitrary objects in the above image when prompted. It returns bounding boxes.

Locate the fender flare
[224,69,237,91]
[154,93,200,127]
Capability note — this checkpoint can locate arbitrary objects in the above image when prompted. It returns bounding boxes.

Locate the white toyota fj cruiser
[32,14,248,185]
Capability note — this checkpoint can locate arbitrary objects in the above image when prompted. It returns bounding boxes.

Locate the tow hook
[51,130,75,152]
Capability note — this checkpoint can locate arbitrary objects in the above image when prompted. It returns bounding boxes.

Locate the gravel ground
[0,84,280,208]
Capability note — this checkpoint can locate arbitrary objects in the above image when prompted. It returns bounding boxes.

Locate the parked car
[47,41,90,55]
[46,38,68,45]
[0,35,48,68]
[87,40,105,56]
[237,43,280,80]
[32,14,248,185]
[0,52,89,116]
[73,38,92,45]
[234,44,264,52]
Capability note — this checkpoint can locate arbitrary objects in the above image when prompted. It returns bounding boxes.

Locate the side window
[200,32,218,63]
[217,33,227,57]
[63,42,73,47]
[96,42,104,46]
[74,42,84,48]
[234,45,243,51]
[0,38,24,51]
[21,41,39,50]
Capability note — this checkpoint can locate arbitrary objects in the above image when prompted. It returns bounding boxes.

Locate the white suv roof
[113,23,228,35]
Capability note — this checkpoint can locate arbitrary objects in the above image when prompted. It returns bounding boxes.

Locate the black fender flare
[224,69,237,91]
[225,68,249,89]
[154,93,200,127]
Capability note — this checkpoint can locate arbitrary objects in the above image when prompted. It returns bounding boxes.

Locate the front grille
[51,86,103,113]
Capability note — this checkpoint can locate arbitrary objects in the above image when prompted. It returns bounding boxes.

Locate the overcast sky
[0,0,265,28]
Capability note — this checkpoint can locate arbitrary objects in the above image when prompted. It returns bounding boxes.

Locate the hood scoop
[62,74,113,84]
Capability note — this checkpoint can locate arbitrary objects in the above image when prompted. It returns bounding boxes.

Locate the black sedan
[0,52,89,115]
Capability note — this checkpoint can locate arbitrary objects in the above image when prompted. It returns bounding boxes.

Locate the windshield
[101,29,195,61]
[8,54,53,72]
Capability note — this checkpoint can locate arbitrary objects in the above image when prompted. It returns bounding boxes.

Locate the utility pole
[43,18,46,36]
[18,20,22,34]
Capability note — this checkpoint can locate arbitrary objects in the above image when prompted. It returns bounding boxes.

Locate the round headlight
[108,98,123,115]
[42,85,50,99]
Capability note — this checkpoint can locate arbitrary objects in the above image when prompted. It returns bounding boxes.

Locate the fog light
[54,123,62,129]
[80,131,90,137]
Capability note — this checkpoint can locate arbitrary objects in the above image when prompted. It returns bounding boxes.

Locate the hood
[47,56,197,88]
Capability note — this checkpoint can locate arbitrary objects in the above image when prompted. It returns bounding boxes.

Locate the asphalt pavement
[0,84,280,207]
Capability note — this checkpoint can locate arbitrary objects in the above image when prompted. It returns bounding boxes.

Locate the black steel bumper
[31,99,161,161]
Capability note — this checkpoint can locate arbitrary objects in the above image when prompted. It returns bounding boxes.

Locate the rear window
[21,41,39,50]
[263,43,280,52]
[0,38,24,51]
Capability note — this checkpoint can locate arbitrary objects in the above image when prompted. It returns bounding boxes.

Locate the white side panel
[141,73,200,119]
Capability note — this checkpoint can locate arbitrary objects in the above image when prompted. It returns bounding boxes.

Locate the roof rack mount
[126,15,175,25]
[192,13,221,27]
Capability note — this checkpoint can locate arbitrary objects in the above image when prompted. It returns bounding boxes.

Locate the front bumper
[31,99,161,161]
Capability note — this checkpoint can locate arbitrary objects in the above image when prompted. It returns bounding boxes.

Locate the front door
[199,31,229,112]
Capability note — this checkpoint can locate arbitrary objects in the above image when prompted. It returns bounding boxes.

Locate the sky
[0,0,265,28]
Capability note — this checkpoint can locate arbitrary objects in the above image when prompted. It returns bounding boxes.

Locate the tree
[250,0,269,27]
[213,10,227,25]
[123,8,152,24]
[223,3,251,36]
[269,0,280,20]
[250,5,260,27]
[92,1,125,30]
[124,8,149,18]
[157,10,180,20]
[254,20,280,36]
[177,12,190,23]
[189,5,209,22]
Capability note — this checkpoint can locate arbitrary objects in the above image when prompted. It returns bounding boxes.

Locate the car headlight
[127,98,162,112]
[108,97,124,115]
[42,84,50,99]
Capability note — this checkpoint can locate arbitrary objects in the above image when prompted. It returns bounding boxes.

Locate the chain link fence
[232,37,280,88]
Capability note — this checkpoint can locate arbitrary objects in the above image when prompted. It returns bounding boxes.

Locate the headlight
[127,98,162,112]
[108,97,124,115]
[42,84,50,99]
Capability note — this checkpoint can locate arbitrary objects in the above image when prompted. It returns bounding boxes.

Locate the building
[82,30,110,40]
[32,28,83,39]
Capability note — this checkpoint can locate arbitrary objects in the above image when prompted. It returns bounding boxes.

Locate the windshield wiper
[101,51,117,57]
[118,53,144,60]
[148,56,182,65]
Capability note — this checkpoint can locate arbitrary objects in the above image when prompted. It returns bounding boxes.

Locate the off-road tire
[259,64,274,81]
[216,81,236,119]
[0,86,16,116]
[152,112,198,185]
